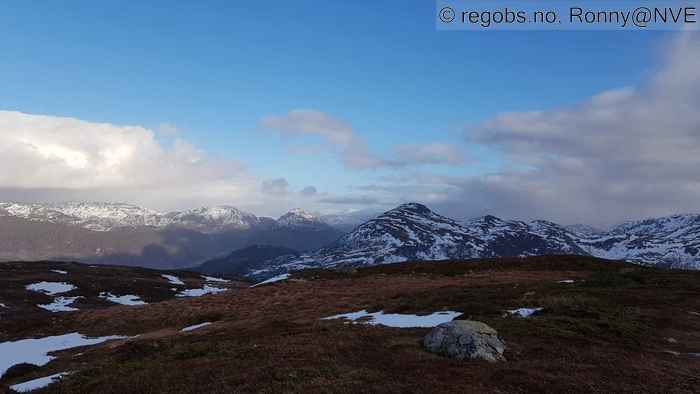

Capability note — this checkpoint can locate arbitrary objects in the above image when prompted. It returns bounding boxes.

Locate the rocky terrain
[0,256,698,393]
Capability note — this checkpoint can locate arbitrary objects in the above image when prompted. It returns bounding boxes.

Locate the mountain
[247,204,700,279]
[249,203,574,278]
[0,202,166,231]
[0,203,343,269]
[463,215,587,257]
[277,208,320,227]
[193,245,299,276]
[163,206,267,233]
[3,201,700,274]
[0,202,268,233]
[565,224,604,237]
[576,213,700,269]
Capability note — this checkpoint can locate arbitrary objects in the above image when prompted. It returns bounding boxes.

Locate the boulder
[423,320,505,362]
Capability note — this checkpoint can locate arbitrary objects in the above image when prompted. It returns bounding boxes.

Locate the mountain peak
[277,208,324,227]
[391,202,432,215]
[282,208,316,220]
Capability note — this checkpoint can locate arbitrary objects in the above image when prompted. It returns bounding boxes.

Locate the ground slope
[1,256,698,393]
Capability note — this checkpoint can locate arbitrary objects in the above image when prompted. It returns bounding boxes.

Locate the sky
[0,1,698,226]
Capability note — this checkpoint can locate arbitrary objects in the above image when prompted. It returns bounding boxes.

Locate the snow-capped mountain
[565,224,604,237]
[0,202,344,267]
[276,209,324,228]
[0,202,267,233]
[248,204,700,279]
[3,201,700,273]
[163,206,265,233]
[463,215,587,257]
[249,203,487,277]
[0,202,165,231]
[576,213,700,269]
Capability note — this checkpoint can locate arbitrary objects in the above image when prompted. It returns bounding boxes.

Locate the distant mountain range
[244,203,700,279]
[2,201,699,274]
[0,202,367,233]
[0,202,346,268]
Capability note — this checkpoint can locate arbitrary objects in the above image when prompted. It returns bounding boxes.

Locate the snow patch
[161,274,185,285]
[181,322,212,332]
[202,275,230,283]
[506,307,544,318]
[51,270,68,275]
[10,372,71,392]
[321,310,462,328]
[38,297,82,313]
[176,285,227,297]
[99,292,147,306]
[25,282,76,295]
[558,279,576,284]
[0,333,128,377]
[251,273,290,287]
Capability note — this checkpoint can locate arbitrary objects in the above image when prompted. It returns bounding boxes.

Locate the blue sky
[1,1,696,224]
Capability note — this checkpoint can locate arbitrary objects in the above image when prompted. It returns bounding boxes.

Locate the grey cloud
[344,33,700,226]
[300,186,318,196]
[447,32,700,225]
[261,178,289,195]
[319,196,380,205]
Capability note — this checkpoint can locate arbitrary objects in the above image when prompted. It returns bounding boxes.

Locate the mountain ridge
[3,201,700,273]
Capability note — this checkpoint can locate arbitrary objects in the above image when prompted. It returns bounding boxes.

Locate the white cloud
[260,110,465,169]
[0,111,257,209]
[426,32,700,225]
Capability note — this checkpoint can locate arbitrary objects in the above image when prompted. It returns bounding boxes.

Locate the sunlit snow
[25,282,76,295]
[321,310,462,328]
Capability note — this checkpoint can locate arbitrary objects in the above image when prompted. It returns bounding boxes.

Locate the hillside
[1,256,699,393]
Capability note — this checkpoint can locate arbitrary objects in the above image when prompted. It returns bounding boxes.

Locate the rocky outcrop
[423,320,505,362]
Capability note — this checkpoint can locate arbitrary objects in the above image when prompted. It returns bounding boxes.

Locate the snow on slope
[250,203,487,277]
[0,202,262,232]
[576,213,700,269]
[249,205,700,279]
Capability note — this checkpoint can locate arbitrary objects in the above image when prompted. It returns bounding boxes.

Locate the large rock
[423,320,505,362]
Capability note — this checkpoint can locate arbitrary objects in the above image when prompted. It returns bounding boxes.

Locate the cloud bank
[0,111,259,210]
[424,33,700,225]
[260,109,464,169]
